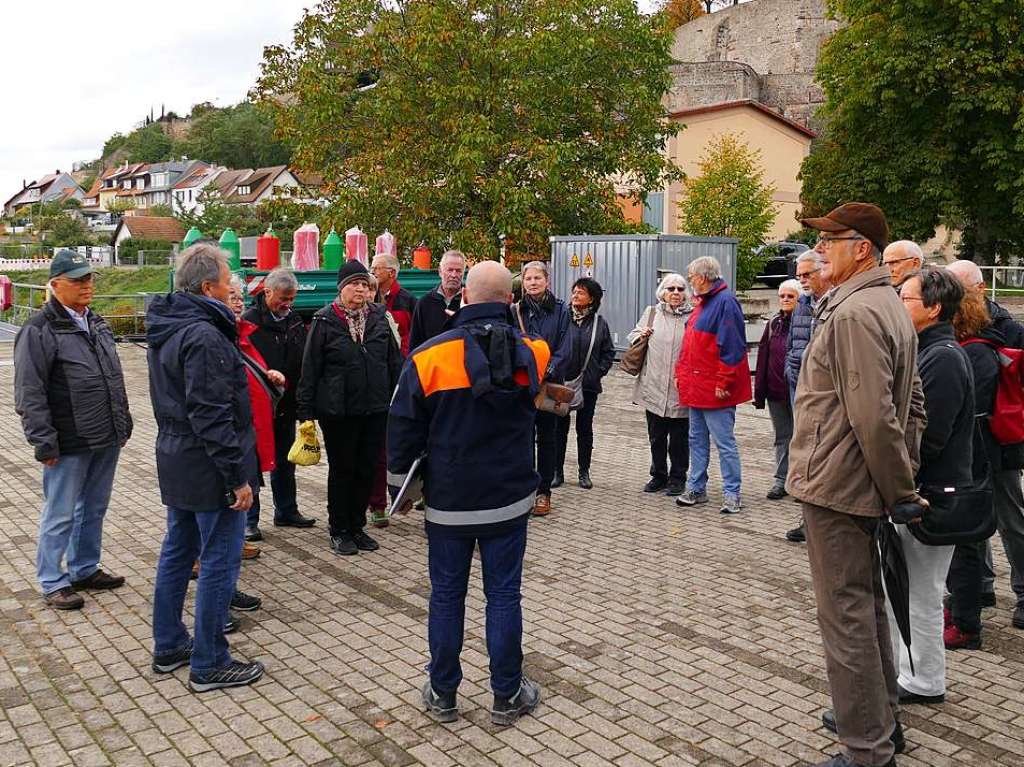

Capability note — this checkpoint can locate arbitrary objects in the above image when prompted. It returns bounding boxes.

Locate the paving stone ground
[1,342,1023,767]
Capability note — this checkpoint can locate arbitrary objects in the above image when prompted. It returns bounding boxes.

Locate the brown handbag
[513,302,572,416]
[620,306,655,376]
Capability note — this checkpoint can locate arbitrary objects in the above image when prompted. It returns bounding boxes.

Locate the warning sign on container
[583,253,594,267]
[570,254,580,267]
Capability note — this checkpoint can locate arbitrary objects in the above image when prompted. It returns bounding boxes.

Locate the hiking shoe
[719,496,742,515]
[785,522,806,543]
[71,569,125,591]
[944,624,982,650]
[491,677,541,726]
[421,680,458,723]
[189,660,264,692]
[821,710,905,754]
[675,489,708,507]
[353,530,380,551]
[981,591,997,608]
[44,586,84,610]
[533,494,551,517]
[370,508,390,529]
[643,477,668,493]
[224,612,241,635]
[1014,605,1024,629]
[241,542,261,560]
[152,641,192,674]
[331,535,358,556]
[244,526,263,542]
[578,470,593,490]
[898,684,944,705]
[664,480,685,496]
[766,484,787,500]
[230,590,262,612]
[551,470,564,489]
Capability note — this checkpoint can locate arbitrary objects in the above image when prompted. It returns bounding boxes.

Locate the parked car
[755,241,810,287]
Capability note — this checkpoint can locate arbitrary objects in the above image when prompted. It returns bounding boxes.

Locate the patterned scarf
[333,301,369,343]
[571,304,593,325]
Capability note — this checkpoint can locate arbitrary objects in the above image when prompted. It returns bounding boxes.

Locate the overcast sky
[1,0,663,204]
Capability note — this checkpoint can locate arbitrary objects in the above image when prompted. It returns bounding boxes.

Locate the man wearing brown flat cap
[787,203,927,767]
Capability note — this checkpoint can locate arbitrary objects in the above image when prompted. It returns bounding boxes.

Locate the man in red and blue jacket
[371,253,417,356]
[387,261,549,728]
[674,256,751,514]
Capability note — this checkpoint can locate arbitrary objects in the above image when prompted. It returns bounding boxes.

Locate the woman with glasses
[754,279,801,501]
[628,273,693,496]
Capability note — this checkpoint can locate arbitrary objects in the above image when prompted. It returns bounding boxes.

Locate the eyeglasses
[819,236,866,248]
[796,270,819,279]
[664,286,685,292]
[884,257,918,266]
[61,274,95,285]
[900,295,924,304]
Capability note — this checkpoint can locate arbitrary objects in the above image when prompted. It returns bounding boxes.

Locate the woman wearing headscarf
[552,277,615,490]
[628,273,693,496]
[513,261,571,517]
[753,279,800,501]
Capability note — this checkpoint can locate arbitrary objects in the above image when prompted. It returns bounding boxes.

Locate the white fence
[0,246,114,271]
[978,265,1024,298]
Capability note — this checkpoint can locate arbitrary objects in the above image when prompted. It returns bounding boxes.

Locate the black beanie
[337,259,370,288]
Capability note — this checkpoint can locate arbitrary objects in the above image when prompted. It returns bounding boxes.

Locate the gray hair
[440,249,467,270]
[796,249,824,269]
[228,274,243,291]
[372,253,400,272]
[175,243,228,294]
[884,240,923,264]
[656,272,687,302]
[946,259,984,287]
[687,256,722,282]
[265,267,299,293]
[522,260,549,278]
[778,278,801,296]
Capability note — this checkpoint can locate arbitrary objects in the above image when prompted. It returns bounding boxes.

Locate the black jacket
[916,322,975,489]
[564,313,615,393]
[961,325,1006,475]
[241,293,307,417]
[409,288,461,353]
[296,302,402,421]
[146,292,257,511]
[986,298,1024,348]
[14,297,133,460]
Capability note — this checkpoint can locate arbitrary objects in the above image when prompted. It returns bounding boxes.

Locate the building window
[643,192,664,233]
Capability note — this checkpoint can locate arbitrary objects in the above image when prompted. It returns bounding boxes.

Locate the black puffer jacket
[986,298,1024,348]
[242,293,306,417]
[916,322,975,489]
[296,302,402,421]
[563,313,615,393]
[146,292,257,511]
[14,297,132,460]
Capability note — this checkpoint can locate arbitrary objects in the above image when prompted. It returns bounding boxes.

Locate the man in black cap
[14,250,133,610]
[787,204,927,767]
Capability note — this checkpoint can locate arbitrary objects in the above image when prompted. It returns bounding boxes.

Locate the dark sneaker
[981,591,996,608]
[230,590,262,612]
[1013,604,1024,629]
[422,680,458,723]
[578,470,593,490]
[551,470,564,489]
[153,641,192,674]
[766,484,787,500]
[811,754,895,767]
[821,710,904,753]
[224,612,241,634]
[664,480,685,496]
[331,535,358,556]
[274,514,316,528]
[44,586,84,610]
[643,477,668,493]
[244,526,263,542]
[353,530,380,552]
[785,522,806,543]
[491,677,541,726]
[898,684,944,705]
[675,489,708,507]
[71,569,125,591]
[189,660,265,692]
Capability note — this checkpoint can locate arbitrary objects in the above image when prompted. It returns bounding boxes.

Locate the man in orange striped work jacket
[387,261,549,728]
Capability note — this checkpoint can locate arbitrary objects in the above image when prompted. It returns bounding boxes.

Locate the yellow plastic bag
[288,420,321,466]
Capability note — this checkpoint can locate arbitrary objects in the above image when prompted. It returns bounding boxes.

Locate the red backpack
[961,339,1024,445]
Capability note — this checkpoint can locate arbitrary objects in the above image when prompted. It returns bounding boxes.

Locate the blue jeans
[426,519,528,698]
[38,446,120,594]
[152,505,245,674]
[686,406,741,500]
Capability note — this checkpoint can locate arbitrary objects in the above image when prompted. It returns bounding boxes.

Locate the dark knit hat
[337,259,371,288]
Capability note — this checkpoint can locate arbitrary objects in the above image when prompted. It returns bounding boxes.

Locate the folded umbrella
[879,520,914,675]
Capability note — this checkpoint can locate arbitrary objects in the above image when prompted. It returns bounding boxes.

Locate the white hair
[440,249,466,270]
[521,260,549,278]
[687,256,722,282]
[264,267,298,293]
[656,272,688,302]
[778,279,801,296]
[884,240,923,264]
[796,249,824,269]
[228,273,243,291]
[947,259,984,287]
[372,253,399,271]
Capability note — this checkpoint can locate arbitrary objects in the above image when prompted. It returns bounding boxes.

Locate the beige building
[627,100,814,242]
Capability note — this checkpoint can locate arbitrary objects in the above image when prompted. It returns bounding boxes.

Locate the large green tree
[179,102,291,169]
[253,0,682,258]
[800,0,1024,263]
[121,123,175,163]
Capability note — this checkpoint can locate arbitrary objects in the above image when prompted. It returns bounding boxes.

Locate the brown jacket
[787,266,925,516]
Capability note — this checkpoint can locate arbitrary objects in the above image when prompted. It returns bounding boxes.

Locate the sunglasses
[665,286,686,292]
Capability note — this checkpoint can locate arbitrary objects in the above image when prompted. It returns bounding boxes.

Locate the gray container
[549,235,738,352]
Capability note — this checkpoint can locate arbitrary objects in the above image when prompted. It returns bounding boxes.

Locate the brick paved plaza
[2,342,1023,767]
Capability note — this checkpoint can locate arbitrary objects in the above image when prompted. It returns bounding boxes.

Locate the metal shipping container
[549,235,738,352]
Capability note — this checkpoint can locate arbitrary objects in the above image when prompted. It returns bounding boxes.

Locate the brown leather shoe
[241,542,261,560]
[71,569,125,590]
[45,586,85,610]
[533,494,551,517]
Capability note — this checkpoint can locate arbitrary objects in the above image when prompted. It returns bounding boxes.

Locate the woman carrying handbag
[552,278,615,490]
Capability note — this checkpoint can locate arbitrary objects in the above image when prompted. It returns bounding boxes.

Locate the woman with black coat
[552,278,615,490]
[296,261,402,556]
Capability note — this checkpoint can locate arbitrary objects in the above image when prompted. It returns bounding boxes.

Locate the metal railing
[979,265,1024,298]
[116,249,174,267]
[1,282,151,340]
